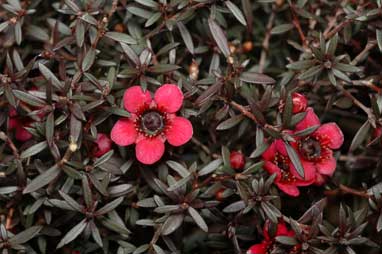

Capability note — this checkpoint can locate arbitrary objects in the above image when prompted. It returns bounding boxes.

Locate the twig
[0,131,20,159]
[324,184,370,198]
[5,208,14,230]
[290,3,307,48]
[258,11,275,73]
[324,19,352,40]
[351,40,377,66]
[191,137,220,159]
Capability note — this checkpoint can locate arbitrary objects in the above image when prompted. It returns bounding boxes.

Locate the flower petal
[154,84,184,113]
[165,117,193,146]
[314,173,326,186]
[110,119,137,146]
[314,123,344,149]
[295,107,320,131]
[277,182,300,196]
[289,159,316,183]
[8,118,18,130]
[262,141,276,161]
[316,156,337,176]
[247,242,268,254]
[263,161,282,179]
[123,86,152,113]
[15,126,32,141]
[136,137,165,164]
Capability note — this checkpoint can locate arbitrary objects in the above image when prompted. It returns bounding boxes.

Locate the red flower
[8,108,33,142]
[93,133,112,157]
[291,93,308,113]
[230,151,245,170]
[111,84,193,165]
[262,139,315,196]
[293,108,344,185]
[247,220,295,254]
[279,92,308,114]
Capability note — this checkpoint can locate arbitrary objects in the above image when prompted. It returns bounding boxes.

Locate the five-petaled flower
[292,108,344,185]
[247,220,297,254]
[111,84,193,165]
[262,139,315,196]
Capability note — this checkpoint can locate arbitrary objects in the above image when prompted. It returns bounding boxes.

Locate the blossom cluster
[263,93,344,196]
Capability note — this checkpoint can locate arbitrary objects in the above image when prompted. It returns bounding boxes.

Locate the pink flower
[279,92,308,114]
[247,220,295,254]
[262,139,315,196]
[293,108,344,185]
[93,133,112,157]
[111,84,193,165]
[8,108,33,142]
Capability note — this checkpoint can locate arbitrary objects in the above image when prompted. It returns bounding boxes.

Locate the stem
[259,11,275,73]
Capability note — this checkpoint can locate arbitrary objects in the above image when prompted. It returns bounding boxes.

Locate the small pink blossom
[111,84,193,165]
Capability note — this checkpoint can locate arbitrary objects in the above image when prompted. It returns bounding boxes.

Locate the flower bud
[291,92,308,113]
[242,41,253,53]
[93,133,112,157]
[230,151,245,170]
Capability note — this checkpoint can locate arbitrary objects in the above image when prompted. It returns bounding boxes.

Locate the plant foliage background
[1,0,382,253]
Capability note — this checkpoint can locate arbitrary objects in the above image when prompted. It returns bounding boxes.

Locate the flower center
[141,111,164,135]
[299,137,321,160]
[274,154,297,183]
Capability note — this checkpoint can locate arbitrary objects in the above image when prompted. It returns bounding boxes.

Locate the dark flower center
[141,111,164,134]
[299,137,321,160]
[274,154,297,183]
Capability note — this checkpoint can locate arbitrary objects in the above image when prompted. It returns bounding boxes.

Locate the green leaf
[198,159,223,176]
[120,42,140,65]
[13,90,45,107]
[23,165,60,194]
[286,60,316,70]
[297,65,323,80]
[135,0,159,8]
[9,226,43,245]
[46,112,54,145]
[225,1,247,26]
[89,220,103,247]
[349,121,370,152]
[82,176,93,207]
[216,115,244,130]
[332,68,351,83]
[94,150,114,168]
[38,63,63,89]
[161,214,184,235]
[0,21,9,32]
[188,206,208,232]
[56,219,87,249]
[59,190,83,212]
[177,22,194,54]
[127,6,153,19]
[223,200,245,213]
[82,48,96,72]
[105,32,137,44]
[20,141,48,159]
[334,62,360,73]
[208,18,230,57]
[145,12,161,27]
[271,23,294,35]
[149,64,180,73]
[285,142,305,178]
[239,72,275,84]
[96,197,124,216]
[377,30,382,52]
[166,161,190,178]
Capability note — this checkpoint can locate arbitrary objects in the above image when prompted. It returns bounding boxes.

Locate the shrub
[1,0,382,253]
